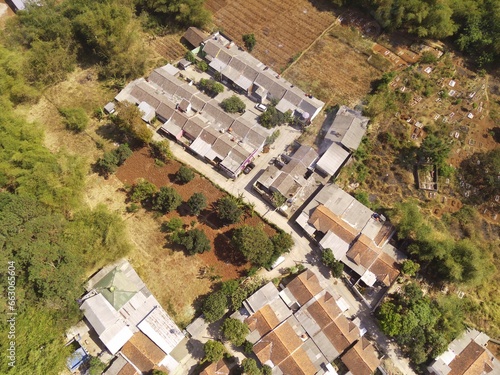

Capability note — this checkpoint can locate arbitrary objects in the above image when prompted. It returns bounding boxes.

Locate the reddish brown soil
[116,147,276,281]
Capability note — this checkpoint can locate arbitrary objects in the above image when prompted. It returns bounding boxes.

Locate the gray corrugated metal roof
[245,282,280,314]
[315,144,350,176]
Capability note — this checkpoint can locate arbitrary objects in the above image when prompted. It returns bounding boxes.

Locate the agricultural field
[205,0,338,69]
[147,31,188,63]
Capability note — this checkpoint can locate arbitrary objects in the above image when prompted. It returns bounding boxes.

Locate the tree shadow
[95,122,127,144]
[213,231,247,267]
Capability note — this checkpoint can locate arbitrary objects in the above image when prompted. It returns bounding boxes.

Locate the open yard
[114,148,277,326]
[205,0,338,70]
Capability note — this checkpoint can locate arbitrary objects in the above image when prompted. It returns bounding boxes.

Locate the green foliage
[197,60,208,72]
[176,165,195,184]
[130,179,157,203]
[418,133,451,166]
[265,129,280,145]
[220,95,246,113]
[377,283,465,366]
[151,370,168,375]
[150,140,173,162]
[459,148,500,205]
[242,340,254,354]
[216,196,243,224]
[202,291,228,323]
[203,340,226,363]
[272,191,287,208]
[187,192,207,215]
[259,105,292,128]
[271,231,294,255]
[89,357,106,375]
[401,259,421,276]
[185,50,196,63]
[262,365,272,375]
[199,78,224,97]
[164,217,184,232]
[96,143,132,178]
[221,318,249,346]
[137,0,212,28]
[232,225,274,267]
[153,186,182,213]
[420,51,438,64]
[321,248,344,278]
[242,33,257,52]
[173,228,211,254]
[241,358,261,375]
[59,107,89,133]
[113,102,153,144]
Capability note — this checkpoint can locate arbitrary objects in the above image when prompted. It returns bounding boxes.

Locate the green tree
[187,192,207,215]
[202,290,228,323]
[113,102,153,144]
[216,196,243,224]
[150,140,173,162]
[418,133,451,166]
[377,302,402,337]
[176,165,195,184]
[271,231,294,255]
[203,340,225,363]
[221,318,249,346]
[153,186,182,213]
[401,259,420,276]
[138,0,212,27]
[272,191,286,208]
[185,50,196,63]
[198,78,224,97]
[59,107,89,133]
[321,248,344,278]
[173,228,211,255]
[220,95,246,113]
[242,33,256,52]
[130,179,157,203]
[232,225,274,267]
[95,151,119,177]
[88,357,105,375]
[241,358,261,375]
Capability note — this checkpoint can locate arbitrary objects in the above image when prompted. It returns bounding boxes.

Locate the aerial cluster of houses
[230,269,381,375]
[76,260,186,375]
[112,31,324,179]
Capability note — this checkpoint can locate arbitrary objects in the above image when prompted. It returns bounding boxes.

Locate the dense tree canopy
[202,290,228,323]
[216,196,243,224]
[153,186,182,213]
[172,228,211,254]
[459,149,500,205]
[232,225,274,267]
[221,318,249,346]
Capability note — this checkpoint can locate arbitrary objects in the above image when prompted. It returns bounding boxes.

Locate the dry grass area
[284,25,384,107]
[205,0,338,69]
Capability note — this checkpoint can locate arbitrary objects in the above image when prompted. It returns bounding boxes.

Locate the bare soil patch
[115,148,277,325]
[205,0,338,70]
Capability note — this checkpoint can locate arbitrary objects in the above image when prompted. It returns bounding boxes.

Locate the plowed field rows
[205,0,337,69]
[150,33,187,62]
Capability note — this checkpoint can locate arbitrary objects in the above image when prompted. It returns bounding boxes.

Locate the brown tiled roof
[369,253,399,287]
[449,341,494,375]
[308,205,357,243]
[117,363,139,375]
[374,220,395,246]
[286,270,323,305]
[335,315,361,343]
[279,347,317,375]
[245,305,280,337]
[254,322,302,366]
[342,337,380,375]
[321,321,351,354]
[346,234,380,269]
[200,359,230,375]
[120,332,167,373]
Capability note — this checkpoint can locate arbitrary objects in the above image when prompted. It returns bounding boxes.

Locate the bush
[242,340,254,354]
[59,107,89,133]
[221,318,249,346]
[126,203,140,213]
[173,228,211,255]
[241,358,260,375]
[401,259,421,276]
[242,33,256,52]
[196,60,208,72]
[202,290,228,323]
[175,165,195,184]
[271,231,294,255]
[153,186,182,213]
[185,50,196,63]
[220,95,246,113]
[187,192,207,215]
[216,196,242,224]
[420,51,438,64]
[164,217,184,232]
[130,179,157,203]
